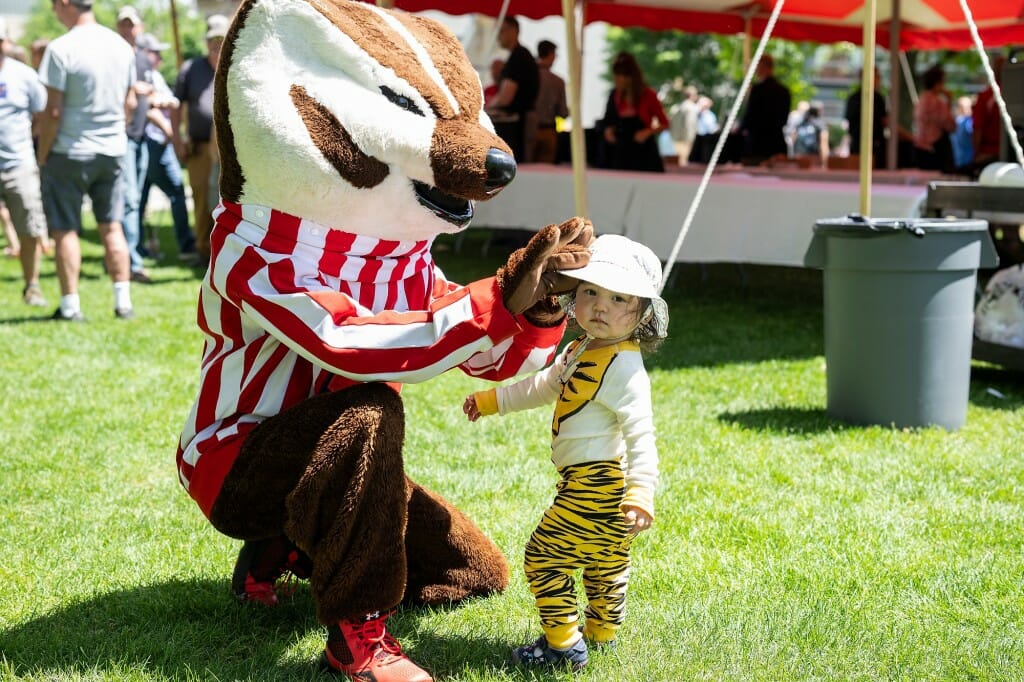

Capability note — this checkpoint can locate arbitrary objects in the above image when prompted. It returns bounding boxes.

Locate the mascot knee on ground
[174,0,592,680]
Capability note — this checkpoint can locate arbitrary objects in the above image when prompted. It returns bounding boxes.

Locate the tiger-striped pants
[523,460,635,649]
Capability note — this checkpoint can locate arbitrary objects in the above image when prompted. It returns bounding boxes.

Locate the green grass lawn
[1,222,1022,681]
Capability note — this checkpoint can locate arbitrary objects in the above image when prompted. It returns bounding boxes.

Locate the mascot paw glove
[496,217,594,325]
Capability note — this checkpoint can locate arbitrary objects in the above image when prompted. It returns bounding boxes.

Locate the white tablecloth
[470,165,928,267]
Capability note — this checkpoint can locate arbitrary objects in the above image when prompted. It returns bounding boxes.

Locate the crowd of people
[0,1,225,320]
[839,58,1008,176]
[627,49,1012,177]
[4,5,1016,316]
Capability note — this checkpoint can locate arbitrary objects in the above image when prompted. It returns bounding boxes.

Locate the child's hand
[463,395,482,422]
[623,506,653,533]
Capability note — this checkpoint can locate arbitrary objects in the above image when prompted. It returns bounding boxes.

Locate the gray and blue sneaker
[512,635,588,671]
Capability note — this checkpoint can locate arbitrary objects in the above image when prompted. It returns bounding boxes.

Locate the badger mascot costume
[174,0,592,680]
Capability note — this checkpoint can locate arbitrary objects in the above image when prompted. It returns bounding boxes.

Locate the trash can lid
[814,214,989,237]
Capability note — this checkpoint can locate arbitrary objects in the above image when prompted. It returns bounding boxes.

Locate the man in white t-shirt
[36,0,137,321]
[0,18,49,307]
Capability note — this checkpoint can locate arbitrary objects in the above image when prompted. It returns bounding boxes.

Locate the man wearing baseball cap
[137,32,197,261]
[171,14,228,265]
[116,5,155,284]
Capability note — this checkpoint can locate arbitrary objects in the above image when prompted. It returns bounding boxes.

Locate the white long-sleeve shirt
[477,336,659,516]
[177,201,565,516]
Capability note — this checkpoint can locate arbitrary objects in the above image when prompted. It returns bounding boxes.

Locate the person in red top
[973,55,1006,170]
[600,52,669,173]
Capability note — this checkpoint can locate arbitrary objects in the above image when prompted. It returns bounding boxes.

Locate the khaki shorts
[0,162,48,239]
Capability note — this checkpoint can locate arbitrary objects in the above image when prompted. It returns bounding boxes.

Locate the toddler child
[463,234,669,670]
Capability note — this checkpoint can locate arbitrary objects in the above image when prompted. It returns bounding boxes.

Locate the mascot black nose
[484,147,516,192]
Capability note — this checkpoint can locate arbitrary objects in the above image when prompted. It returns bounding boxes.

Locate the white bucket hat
[560,234,669,338]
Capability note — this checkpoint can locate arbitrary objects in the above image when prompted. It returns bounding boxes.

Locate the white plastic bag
[975,264,1024,348]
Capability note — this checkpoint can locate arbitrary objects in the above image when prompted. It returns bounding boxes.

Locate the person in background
[792,103,830,168]
[668,84,699,166]
[784,99,809,157]
[951,95,974,173]
[1,36,24,260]
[171,14,227,265]
[527,39,568,164]
[137,32,195,262]
[115,5,153,283]
[973,55,1006,170]
[485,16,538,161]
[1,204,19,259]
[912,63,956,173]
[844,67,888,167]
[37,0,137,321]
[483,57,503,103]
[463,234,668,672]
[0,17,50,306]
[688,95,719,164]
[30,38,49,71]
[738,54,790,163]
[600,52,669,173]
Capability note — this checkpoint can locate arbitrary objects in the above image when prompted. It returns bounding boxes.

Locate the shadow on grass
[969,366,1024,410]
[0,312,62,325]
[717,407,849,434]
[0,579,522,681]
[720,371,1024,434]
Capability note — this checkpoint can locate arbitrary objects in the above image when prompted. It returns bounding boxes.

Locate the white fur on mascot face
[216,0,516,243]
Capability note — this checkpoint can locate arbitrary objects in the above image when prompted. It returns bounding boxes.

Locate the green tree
[604,26,818,109]
[18,0,211,83]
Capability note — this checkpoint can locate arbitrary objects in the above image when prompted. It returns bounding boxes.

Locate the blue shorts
[41,153,124,233]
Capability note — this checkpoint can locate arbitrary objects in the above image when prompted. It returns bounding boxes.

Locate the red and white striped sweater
[177,201,564,516]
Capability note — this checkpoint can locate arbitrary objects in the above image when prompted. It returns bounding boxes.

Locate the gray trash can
[805,216,999,430]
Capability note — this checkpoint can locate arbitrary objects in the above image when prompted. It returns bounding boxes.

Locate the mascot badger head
[214,0,514,242]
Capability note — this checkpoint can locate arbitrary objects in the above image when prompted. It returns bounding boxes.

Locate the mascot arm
[229,267,561,385]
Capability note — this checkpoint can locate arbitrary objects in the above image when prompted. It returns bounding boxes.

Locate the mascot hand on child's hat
[497,217,593,321]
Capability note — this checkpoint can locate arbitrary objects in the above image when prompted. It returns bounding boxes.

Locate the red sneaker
[322,612,433,682]
[230,537,312,606]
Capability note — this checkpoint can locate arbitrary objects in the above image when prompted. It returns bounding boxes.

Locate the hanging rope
[659,0,787,293]
[958,0,1024,168]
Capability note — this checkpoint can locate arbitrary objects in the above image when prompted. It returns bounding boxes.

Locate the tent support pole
[169,0,183,70]
[563,0,588,217]
[859,0,877,216]
[887,0,901,170]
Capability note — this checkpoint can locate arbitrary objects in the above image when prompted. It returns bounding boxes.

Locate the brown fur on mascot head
[175,0,591,677]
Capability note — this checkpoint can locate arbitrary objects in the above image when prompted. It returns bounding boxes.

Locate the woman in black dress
[600,52,669,173]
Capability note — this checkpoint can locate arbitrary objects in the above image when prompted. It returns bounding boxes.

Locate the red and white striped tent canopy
[381,0,1024,50]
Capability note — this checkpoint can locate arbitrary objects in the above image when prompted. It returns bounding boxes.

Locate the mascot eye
[380,86,424,116]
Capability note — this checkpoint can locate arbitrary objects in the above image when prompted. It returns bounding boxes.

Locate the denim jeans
[141,138,195,254]
[120,137,148,273]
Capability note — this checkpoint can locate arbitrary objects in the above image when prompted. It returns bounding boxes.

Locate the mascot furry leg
[211,382,510,620]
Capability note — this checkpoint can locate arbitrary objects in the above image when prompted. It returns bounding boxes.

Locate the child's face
[573,282,643,346]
